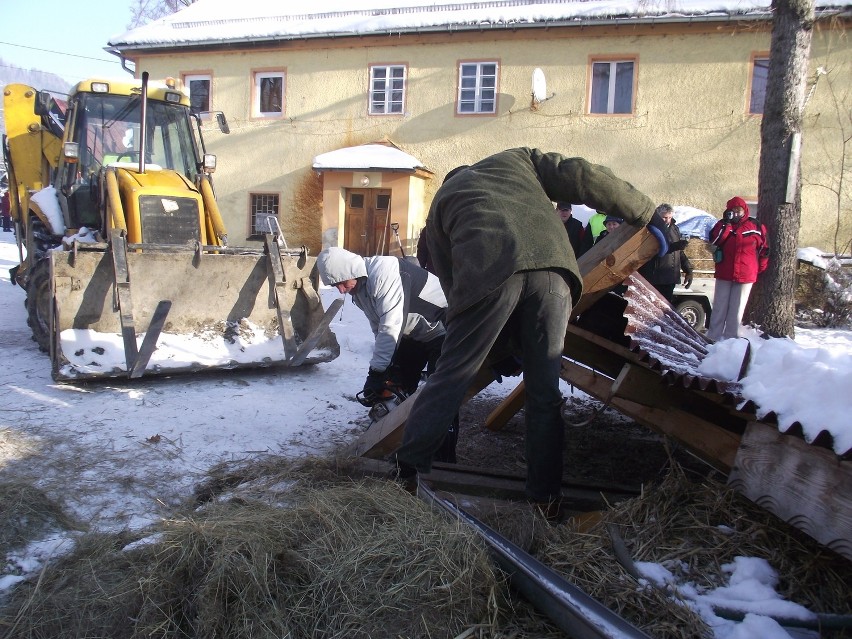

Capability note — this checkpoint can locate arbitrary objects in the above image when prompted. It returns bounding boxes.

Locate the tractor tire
[25,258,53,353]
[676,299,707,331]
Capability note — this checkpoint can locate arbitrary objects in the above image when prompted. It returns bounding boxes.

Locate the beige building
[108,1,852,256]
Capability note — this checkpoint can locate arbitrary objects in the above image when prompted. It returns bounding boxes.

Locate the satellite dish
[531,68,547,103]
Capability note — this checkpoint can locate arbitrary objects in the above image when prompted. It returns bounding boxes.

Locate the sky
[0,230,850,636]
[0,0,136,84]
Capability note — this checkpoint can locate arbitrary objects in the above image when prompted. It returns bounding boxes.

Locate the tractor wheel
[676,299,707,331]
[25,258,53,353]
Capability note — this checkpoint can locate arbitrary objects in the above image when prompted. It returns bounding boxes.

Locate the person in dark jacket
[392,147,662,507]
[638,203,692,302]
[706,196,769,341]
[556,202,584,256]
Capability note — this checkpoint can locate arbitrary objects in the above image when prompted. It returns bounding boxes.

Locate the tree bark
[746,0,815,338]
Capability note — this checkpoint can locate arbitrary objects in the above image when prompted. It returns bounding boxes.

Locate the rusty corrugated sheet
[620,274,849,458]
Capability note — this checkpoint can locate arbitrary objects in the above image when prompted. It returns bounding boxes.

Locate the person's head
[604,215,624,232]
[655,203,674,226]
[725,197,749,221]
[556,202,572,222]
[316,247,368,295]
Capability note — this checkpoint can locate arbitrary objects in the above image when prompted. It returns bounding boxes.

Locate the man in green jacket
[393,148,659,510]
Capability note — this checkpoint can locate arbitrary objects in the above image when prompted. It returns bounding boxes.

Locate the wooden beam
[728,423,852,563]
[572,223,660,318]
[484,382,526,431]
[560,358,740,473]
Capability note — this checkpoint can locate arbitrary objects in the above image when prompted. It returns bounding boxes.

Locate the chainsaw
[356,385,409,422]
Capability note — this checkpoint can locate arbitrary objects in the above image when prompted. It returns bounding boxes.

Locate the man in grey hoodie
[317,246,459,460]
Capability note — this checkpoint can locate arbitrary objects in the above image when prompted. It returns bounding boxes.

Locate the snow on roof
[109,1,850,49]
[312,144,426,172]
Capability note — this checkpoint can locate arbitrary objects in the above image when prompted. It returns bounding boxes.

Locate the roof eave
[109,7,850,54]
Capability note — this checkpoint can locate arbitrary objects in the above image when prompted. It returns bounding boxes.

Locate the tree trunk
[746,0,815,338]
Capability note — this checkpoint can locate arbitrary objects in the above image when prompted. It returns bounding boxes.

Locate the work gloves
[362,368,388,401]
[646,213,669,257]
[683,270,693,289]
[669,239,689,252]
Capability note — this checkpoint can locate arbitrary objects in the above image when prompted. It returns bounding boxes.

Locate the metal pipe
[138,72,148,175]
[419,483,652,639]
[105,168,127,231]
[199,175,228,246]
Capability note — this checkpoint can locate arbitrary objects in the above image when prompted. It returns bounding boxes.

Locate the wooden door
[344,189,392,256]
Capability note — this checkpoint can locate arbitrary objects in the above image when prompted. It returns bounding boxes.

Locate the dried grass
[0,470,502,639]
[4,457,850,639]
[0,481,80,556]
[536,463,852,639]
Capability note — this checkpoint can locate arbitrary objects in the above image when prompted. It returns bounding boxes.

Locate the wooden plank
[560,358,740,473]
[484,382,526,431]
[347,457,636,509]
[728,422,852,563]
[347,366,496,459]
[573,223,660,318]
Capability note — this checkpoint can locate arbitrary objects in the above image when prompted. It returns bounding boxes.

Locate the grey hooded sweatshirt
[317,247,447,372]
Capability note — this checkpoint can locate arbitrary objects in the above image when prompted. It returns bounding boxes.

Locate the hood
[316,247,367,285]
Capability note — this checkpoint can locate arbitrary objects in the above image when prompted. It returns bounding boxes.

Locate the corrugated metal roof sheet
[621,274,850,458]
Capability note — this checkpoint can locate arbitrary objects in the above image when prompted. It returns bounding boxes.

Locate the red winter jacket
[709,217,769,283]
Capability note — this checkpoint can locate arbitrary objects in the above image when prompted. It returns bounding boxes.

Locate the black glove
[723,209,735,221]
[683,271,693,288]
[362,369,387,397]
[669,239,688,252]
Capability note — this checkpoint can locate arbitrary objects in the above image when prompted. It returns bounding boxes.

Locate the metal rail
[418,482,652,639]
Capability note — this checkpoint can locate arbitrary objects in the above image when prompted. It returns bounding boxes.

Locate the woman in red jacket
[706,196,769,341]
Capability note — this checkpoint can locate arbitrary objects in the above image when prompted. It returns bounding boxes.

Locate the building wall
[130,20,852,253]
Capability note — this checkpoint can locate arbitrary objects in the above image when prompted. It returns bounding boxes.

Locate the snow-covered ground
[1,229,849,638]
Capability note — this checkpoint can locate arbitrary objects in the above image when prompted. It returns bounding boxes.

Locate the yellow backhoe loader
[3,73,340,381]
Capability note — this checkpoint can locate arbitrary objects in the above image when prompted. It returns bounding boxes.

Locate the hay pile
[536,465,852,639]
[0,478,500,639]
[0,481,79,556]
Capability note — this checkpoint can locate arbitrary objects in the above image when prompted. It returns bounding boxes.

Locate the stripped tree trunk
[746,0,815,338]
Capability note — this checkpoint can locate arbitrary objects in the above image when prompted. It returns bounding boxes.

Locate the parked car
[672,278,714,331]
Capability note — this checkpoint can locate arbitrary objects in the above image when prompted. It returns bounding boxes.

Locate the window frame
[182,72,212,115]
[456,60,499,116]
[747,53,770,115]
[252,69,286,119]
[368,63,407,116]
[587,56,638,116]
[248,192,281,239]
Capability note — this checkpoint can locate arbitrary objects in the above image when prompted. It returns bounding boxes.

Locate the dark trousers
[388,336,459,463]
[395,269,572,501]
[653,282,676,303]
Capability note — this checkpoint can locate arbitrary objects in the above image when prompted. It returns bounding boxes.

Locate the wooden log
[728,422,852,563]
[572,223,660,318]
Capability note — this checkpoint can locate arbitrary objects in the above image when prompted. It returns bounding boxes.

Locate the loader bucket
[48,243,340,381]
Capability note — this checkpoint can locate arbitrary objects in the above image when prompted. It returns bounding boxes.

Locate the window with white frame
[589,59,635,114]
[749,56,769,114]
[184,74,211,113]
[457,62,498,114]
[250,193,280,236]
[254,71,285,117]
[369,65,406,115]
